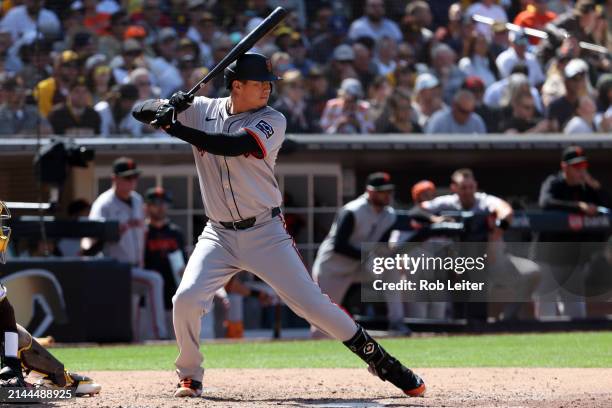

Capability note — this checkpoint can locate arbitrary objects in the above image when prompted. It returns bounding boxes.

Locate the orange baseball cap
[411,180,436,202]
[124,25,146,40]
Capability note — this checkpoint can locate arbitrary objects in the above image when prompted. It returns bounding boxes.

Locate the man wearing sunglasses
[425,89,486,134]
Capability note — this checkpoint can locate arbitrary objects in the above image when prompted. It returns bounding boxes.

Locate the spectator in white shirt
[94,83,140,137]
[412,72,445,128]
[0,0,61,42]
[564,96,598,134]
[496,30,545,87]
[148,28,182,98]
[458,31,499,87]
[348,0,402,43]
[465,0,508,40]
[484,63,543,113]
[186,10,219,67]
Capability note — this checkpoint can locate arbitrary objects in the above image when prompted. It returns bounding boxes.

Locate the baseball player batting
[132,52,425,399]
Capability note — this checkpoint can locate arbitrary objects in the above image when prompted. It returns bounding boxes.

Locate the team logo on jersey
[255,120,274,139]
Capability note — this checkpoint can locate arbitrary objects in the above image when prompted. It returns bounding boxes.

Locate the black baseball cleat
[0,367,29,388]
[0,357,29,388]
[174,378,203,397]
[367,356,426,397]
[344,325,426,397]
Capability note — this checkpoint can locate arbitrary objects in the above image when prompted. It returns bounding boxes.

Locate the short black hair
[510,63,529,76]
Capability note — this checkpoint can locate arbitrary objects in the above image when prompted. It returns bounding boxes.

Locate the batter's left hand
[152,104,177,129]
[169,90,194,113]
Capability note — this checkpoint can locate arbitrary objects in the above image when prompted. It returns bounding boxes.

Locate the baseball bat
[187,6,288,98]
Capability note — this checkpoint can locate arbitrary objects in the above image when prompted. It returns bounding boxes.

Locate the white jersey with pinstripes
[178,96,286,222]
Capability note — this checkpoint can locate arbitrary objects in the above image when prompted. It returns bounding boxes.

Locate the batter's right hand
[169,91,194,113]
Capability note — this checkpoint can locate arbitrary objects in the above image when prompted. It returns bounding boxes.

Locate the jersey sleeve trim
[243,128,267,159]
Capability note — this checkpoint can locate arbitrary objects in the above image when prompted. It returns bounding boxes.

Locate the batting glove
[152,104,177,130]
[169,90,194,113]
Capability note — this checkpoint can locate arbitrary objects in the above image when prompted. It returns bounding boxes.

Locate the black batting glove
[151,103,178,130]
[169,90,194,113]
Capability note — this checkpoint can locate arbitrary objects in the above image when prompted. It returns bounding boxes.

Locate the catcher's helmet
[0,201,11,264]
[224,53,281,90]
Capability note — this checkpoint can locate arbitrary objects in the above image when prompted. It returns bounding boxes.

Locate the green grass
[51,332,612,371]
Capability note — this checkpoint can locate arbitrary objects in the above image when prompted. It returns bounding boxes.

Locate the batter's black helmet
[224,53,281,90]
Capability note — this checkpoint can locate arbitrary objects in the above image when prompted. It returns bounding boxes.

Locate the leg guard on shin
[343,325,425,396]
[17,324,66,386]
[0,296,18,339]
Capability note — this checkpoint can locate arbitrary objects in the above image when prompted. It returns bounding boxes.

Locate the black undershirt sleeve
[332,210,362,260]
[539,176,582,211]
[165,122,263,157]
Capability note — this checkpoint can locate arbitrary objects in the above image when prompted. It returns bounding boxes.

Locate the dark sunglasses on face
[521,103,535,111]
[456,105,473,115]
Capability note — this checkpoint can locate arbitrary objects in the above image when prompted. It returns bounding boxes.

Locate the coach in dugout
[535,146,611,319]
[423,168,540,321]
[83,157,168,340]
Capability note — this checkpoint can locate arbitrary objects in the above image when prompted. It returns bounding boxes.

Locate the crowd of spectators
[0,0,610,138]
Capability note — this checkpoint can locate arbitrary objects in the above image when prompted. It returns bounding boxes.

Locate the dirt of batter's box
[51,368,611,408]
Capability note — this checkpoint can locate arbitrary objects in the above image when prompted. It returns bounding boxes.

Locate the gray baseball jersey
[178,96,284,222]
[173,96,359,383]
[89,188,145,266]
[423,192,504,214]
[313,194,396,305]
[89,188,168,338]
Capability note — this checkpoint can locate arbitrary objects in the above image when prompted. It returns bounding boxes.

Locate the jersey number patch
[255,120,274,139]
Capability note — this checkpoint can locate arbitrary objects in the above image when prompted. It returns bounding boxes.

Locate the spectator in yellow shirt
[34,50,80,117]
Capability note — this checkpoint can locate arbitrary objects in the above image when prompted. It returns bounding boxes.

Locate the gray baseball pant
[172,214,358,382]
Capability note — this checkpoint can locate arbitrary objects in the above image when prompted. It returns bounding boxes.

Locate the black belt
[220,207,281,230]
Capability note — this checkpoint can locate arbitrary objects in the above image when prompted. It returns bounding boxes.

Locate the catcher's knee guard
[17,324,66,386]
[343,325,423,392]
